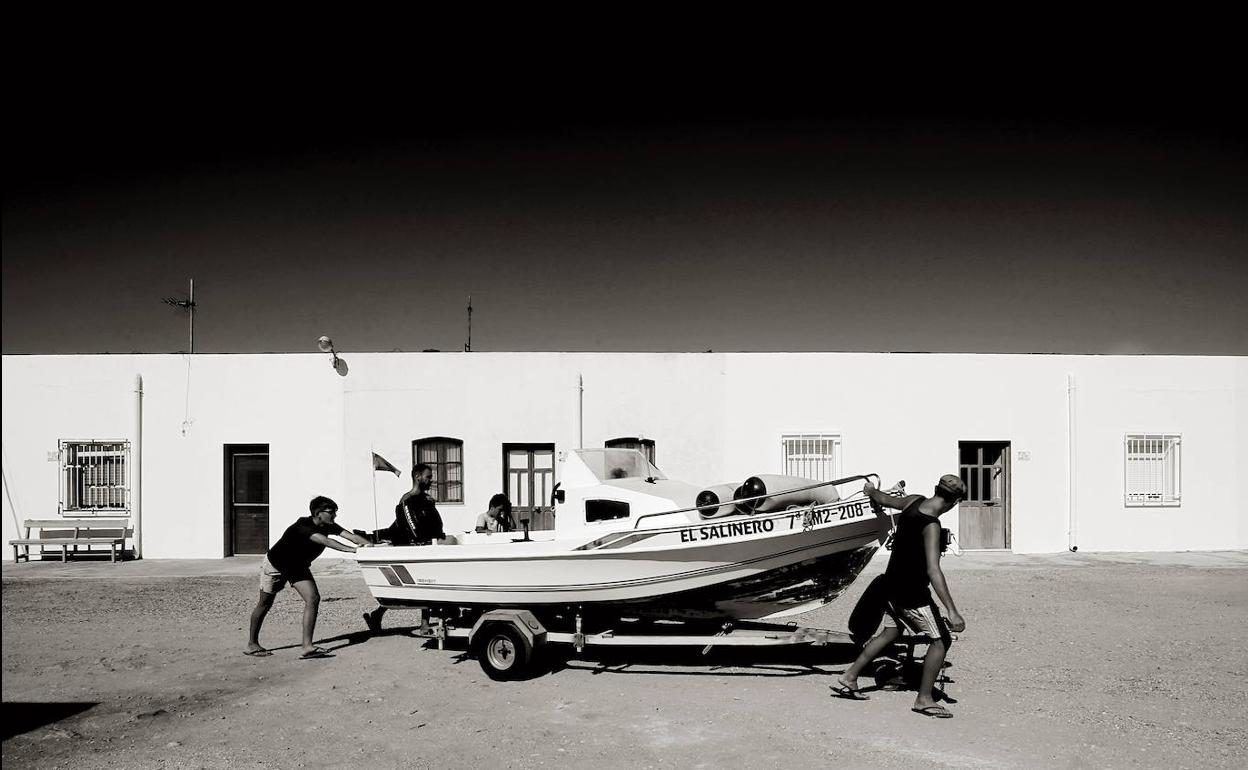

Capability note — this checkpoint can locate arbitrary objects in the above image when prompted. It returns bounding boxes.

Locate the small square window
[61,440,130,513]
[1124,434,1181,507]
[781,434,841,481]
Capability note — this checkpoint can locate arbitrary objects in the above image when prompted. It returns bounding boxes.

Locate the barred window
[604,437,655,465]
[781,434,841,481]
[61,440,130,513]
[413,437,464,503]
[1125,434,1181,506]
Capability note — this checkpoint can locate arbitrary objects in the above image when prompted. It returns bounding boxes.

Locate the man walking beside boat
[831,474,967,718]
[363,463,446,632]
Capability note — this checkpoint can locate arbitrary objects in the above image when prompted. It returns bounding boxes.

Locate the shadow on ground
[1,702,97,740]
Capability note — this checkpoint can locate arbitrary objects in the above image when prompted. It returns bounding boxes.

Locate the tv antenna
[161,279,197,353]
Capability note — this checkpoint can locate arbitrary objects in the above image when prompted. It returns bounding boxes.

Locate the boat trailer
[402,605,939,681]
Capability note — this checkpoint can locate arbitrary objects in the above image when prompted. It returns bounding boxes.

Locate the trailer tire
[474,621,535,680]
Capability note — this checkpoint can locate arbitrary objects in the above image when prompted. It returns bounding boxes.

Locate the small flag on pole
[372,452,401,476]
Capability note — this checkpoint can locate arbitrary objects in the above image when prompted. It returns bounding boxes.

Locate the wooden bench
[10,518,132,563]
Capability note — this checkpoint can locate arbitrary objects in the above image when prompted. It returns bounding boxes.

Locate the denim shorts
[258,556,312,594]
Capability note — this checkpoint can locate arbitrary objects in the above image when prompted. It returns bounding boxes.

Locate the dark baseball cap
[936,474,967,501]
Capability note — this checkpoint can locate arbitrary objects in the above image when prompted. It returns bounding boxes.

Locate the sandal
[829,683,870,701]
[911,705,953,718]
[299,647,332,659]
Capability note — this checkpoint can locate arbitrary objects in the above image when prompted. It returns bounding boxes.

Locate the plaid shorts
[883,600,952,644]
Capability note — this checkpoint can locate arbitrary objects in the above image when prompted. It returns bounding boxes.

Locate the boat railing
[631,473,880,530]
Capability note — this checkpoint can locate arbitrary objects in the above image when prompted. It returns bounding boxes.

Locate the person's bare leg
[913,638,948,710]
[838,625,900,690]
[248,591,276,652]
[291,579,321,653]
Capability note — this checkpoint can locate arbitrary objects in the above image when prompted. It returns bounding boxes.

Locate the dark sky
[5,33,1246,355]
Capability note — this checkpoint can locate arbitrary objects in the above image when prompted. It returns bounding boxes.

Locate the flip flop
[299,648,332,659]
[829,683,870,701]
[911,705,953,718]
[244,649,272,657]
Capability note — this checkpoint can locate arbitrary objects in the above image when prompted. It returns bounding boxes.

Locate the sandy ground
[3,550,1246,770]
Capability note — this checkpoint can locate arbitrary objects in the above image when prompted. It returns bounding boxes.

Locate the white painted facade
[3,353,1244,558]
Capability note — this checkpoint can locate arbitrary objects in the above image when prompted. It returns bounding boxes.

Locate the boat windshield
[575,449,667,482]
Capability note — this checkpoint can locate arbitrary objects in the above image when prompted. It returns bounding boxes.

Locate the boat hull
[356,497,887,620]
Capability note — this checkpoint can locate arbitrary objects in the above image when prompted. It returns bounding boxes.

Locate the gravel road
[3,551,1245,769]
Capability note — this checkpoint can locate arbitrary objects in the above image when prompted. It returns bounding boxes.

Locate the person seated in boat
[475,493,515,533]
[364,463,446,633]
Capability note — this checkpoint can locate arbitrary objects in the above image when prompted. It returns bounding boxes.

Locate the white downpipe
[1067,372,1078,552]
[577,373,584,449]
[134,374,144,559]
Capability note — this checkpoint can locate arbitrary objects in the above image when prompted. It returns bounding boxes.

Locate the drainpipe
[1067,373,1077,552]
[133,374,143,559]
[577,373,584,449]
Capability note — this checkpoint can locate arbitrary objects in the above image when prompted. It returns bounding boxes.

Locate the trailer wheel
[474,622,535,680]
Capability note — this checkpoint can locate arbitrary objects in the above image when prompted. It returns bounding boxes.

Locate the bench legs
[9,541,127,563]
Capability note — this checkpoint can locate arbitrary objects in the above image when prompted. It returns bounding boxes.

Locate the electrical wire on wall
[181,354,195,436]
[2,443,26,536]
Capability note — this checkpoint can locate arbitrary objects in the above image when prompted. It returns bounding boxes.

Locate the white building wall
[3,352,1243,559]
[340,352,727,534]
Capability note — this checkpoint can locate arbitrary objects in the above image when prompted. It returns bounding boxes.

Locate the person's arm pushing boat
[863,481,920,511]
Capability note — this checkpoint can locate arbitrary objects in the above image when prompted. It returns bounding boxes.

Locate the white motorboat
[354,449,891,622]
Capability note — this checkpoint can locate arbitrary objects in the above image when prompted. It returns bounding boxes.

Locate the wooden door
[225,444,269,555]
[503,444,556,531]
[957,441,1010,550]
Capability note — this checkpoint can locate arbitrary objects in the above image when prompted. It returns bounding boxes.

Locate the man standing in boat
[830,474,968,718]
[363,463,446,632]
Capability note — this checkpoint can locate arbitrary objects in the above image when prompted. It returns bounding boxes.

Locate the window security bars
[60,440,130,515]
[1124,434,1181,507]
[781,434,842,481]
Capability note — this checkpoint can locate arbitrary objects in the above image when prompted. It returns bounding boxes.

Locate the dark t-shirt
[883,497,941,608]
[386,492,445,545]
[266,516,345,578]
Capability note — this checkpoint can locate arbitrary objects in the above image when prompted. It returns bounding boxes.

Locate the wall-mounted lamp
[317,335,349,376]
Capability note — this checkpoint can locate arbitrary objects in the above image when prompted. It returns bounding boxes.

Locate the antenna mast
[162,279,197,353]
[464,295,473,352]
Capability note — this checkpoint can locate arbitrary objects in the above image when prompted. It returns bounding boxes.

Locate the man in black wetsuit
[831,474,968,718]
[363,463,446,632]
[246,495,372,659]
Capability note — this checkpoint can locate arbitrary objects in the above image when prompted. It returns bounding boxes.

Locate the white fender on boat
[736,474,840,514]
[696,483,744,519]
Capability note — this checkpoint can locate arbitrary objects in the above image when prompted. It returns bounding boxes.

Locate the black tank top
[884,497,940,608]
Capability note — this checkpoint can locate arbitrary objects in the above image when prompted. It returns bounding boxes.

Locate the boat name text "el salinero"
[678,499,870,542]
[681,518,776,542]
